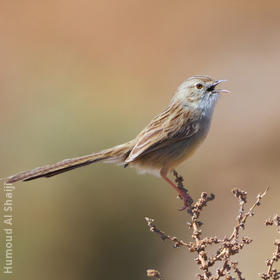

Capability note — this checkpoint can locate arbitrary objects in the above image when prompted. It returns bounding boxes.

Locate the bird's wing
[125,103,200,163]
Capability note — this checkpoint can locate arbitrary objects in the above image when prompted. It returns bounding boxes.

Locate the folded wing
[125,102,200,163]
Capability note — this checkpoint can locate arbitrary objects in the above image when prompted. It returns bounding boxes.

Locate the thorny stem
[173,170,194,208]
[145,174,269,280]
[191,192,214,277]
[259,215,280,280]
[145,217,189,249]
[232,261,245,280]
[229,188,269,242]
[266,241,280,275]
[214,259,229,280]
[147,269,163,280]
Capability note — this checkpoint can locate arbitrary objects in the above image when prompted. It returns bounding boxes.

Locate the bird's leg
[160,169,193,210]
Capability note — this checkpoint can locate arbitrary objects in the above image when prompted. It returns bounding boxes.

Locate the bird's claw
[178,196,192,211]
[178,203,187,211]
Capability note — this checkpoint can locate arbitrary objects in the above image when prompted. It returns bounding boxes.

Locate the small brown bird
[7,75,229,207]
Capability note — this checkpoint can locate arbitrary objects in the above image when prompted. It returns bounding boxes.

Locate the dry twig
[145,172,269,279]
[259,215,280,280]
[147,269,163,279]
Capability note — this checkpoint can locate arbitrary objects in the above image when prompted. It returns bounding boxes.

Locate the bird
[6,75,229,208]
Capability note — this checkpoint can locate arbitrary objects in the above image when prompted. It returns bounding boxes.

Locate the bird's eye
[196,83,203,89]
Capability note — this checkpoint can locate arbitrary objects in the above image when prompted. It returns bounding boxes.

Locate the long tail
[6,142,133,183]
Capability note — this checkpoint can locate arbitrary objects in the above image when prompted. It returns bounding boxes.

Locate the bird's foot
[178,193,193,211]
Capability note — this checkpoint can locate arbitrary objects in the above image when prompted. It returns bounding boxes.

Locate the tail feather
[7,153,106,183]
[6,142,134,183]
[23,156,104,181]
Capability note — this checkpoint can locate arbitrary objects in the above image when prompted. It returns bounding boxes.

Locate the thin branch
[229,187,269,241]
[145,217,190,249]
[145,175,269,280]
[259,215,280,280]
[147,269,163,280]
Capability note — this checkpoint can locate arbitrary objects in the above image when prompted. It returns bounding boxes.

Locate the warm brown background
[1,1,280,279]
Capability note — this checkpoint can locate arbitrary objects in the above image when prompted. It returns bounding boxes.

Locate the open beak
[208,80,230,94]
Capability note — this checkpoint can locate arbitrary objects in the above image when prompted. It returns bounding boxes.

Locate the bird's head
[174,75,229,110]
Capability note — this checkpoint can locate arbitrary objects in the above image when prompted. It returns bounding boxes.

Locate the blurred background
[1,0,280,279]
